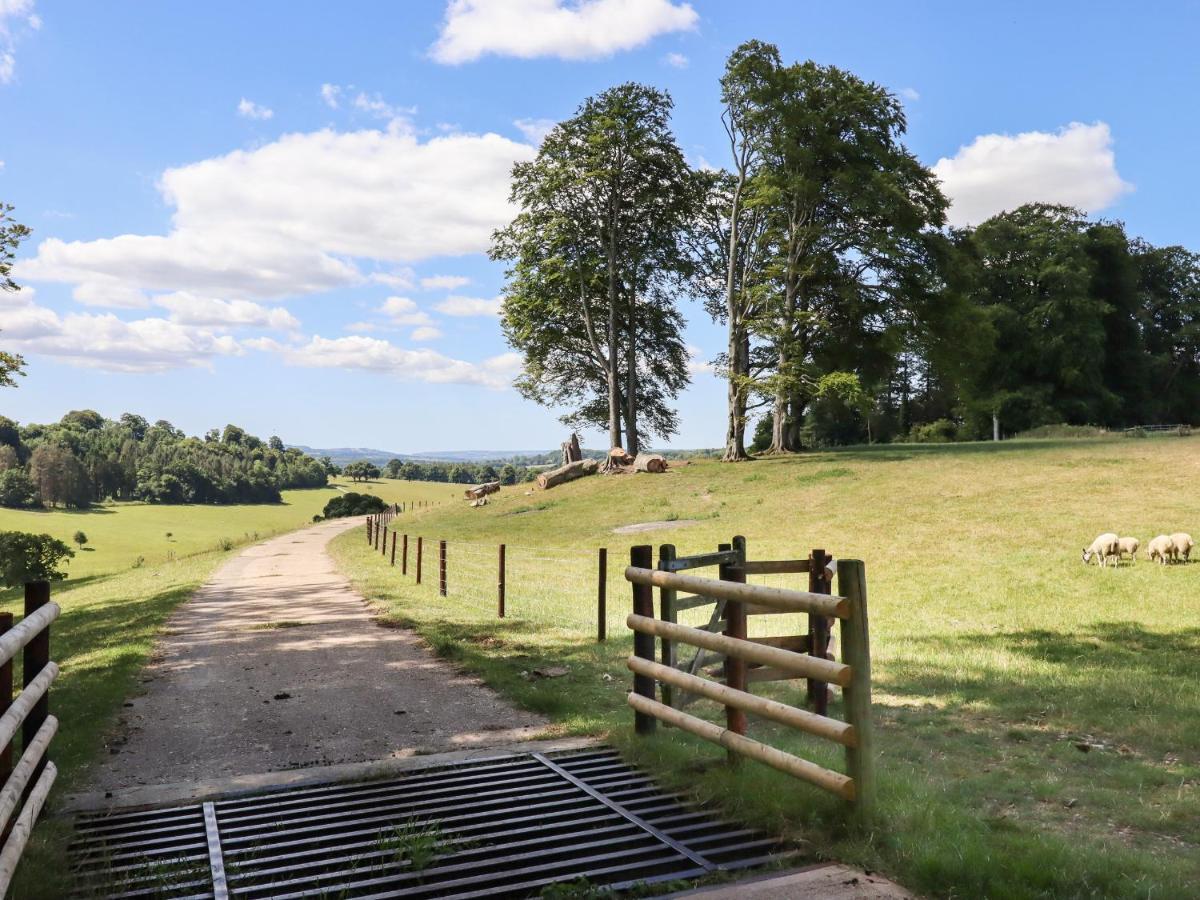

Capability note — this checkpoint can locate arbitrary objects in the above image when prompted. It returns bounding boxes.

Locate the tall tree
[492,83,695,454]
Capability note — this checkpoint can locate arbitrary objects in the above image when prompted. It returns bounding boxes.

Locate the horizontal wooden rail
[659,550,741,572]
[0,761,57,896]
[0,716,56,838]
[628,657,855,747]
[736,559,811,575]
[0,663,57,752]
[0,604,59,670]
[627,614,851,687]
[627,693,854,800]
[625,567,848,618]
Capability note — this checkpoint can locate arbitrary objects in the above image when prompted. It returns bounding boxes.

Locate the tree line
[339,458,542,486]
[493,41,1200,458]
[0,411,330,509]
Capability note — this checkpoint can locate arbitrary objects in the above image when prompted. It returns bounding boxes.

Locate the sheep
[1170,532,1195,563]
[1082,532,1120,567]
[1147,534,1175,565]
[1117,536,1140,562]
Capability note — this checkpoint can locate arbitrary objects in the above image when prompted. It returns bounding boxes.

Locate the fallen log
[464,481,500,500]
[633,453,668,473]
[538,458,600,490]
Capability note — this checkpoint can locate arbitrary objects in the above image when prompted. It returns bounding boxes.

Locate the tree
[29,443,90,507]
[500,463,518,485]
[342,461,380,482]
[0,204,31,389]
[268,435,285,451]
[0,470,38,508]
[384,458,404,479]
[73,530,88,550]
[0,532,74,587]
[492,83,695,453]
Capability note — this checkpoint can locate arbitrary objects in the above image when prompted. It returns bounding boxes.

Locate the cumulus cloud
[410,325,443,341]
[898,87,919,101]
[513,118,556,144]
[431,0,698,63]
[435,294,502,316]
[152,292,300,330]
[0,0,38,85]
[319,83,341,108]
[237,98,274,120]
[934,122,1132,227]
[663,52,688,68]
[72,279,149,309]
[419,274,470,290]
[277,334,516,388]
[16,125,536,299]
[380,295,434,326]
[685,344,713,375]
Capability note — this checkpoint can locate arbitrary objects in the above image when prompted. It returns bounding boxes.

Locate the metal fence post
[630,545,657,735]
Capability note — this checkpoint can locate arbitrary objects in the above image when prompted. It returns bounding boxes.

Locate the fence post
[381,525,387,557]
[837,559,875,827]
[416,537,423,584]
[631,545,657,735]
[23,582,50,782]
[0,612,12,791]
[390,532,397,566]
[366,519,372,544]
[720,537,748,762]
[402,534,409,575]
[807,547,832,715]
[498,544,506,618]
[439,540,447,597]
[597,548,607,642]
[374,523,381,552]
[658,544,677,708]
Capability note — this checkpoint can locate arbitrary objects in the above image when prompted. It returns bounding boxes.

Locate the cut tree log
[633,453,668,473]
[608,447,634,467]
[538,458,600,490]
[470,497,489,508]
[560,432,582,466]
[464,481,501,500]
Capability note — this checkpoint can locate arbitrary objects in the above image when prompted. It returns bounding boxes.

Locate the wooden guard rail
[0,582,61,895]
[625,545,875,825]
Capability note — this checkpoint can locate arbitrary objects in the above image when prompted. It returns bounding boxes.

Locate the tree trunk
[993,412,1000,442]
[537,458,600,490]
[624,295,639,456]
[606,242,622,451]
[464,481,501,500]
[722,326,751,461]
[632,453,668,473]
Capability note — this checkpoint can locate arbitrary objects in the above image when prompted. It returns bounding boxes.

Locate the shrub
[0,532,74,587]
[1014,424,1107,440]
[908,419,960,443]
[322,492,388,519]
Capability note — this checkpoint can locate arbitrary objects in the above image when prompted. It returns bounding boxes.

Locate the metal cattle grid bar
[68,747,783,898]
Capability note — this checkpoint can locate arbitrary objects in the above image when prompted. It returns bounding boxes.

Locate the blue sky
[0,1,1194,452]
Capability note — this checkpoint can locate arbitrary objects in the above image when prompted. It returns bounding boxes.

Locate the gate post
[658,545,677,708]
[23,582,50,782]
[596,548,607,642]
[838,559,875,827]
[807,547,832,715]
[630,545,657,735]
[719,538,748,761]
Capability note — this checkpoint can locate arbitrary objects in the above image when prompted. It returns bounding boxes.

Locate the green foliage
[0,531,74,586]
[0,469,38,508]
[72,530,88,549]
[375,819,445,872]
[0,203,30,389]
[322,492,388,519]
[342,460,381,482]
[907,418,960,443]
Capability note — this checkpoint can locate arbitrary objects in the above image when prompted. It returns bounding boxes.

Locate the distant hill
[289,446,555,467]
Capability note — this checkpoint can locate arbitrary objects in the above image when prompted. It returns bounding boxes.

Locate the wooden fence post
[597,548,607,642]
[498,544,506,618]
[720,537,748,762]
[402,534,409,575]
[837,559,875,827]
[0,612,12,794]
[439,540,447,597]
[374,523,381,552]
[381,525,387,557]
[390,532,397,566]
[807,547,832,715]
[630,545,657,735]
[366,519,372,544]
[23,582,50,781]
[416,537,423,584]
[658,544,677,708]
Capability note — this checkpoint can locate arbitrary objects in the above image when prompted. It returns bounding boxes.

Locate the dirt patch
[612,519,700,535]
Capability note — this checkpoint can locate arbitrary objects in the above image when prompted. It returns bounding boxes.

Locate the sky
[1,0,1196,452]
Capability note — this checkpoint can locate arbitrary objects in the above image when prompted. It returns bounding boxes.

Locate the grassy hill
[330,436,1200,899]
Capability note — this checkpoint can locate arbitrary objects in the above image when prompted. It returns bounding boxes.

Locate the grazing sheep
[1082,532,1120,567]
[1117,536,1140,562]
[1148,534,1175,565]
[1170,532,1195,562]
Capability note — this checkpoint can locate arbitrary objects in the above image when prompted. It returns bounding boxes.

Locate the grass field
[0,478,457,896]
[330,436,1200,899]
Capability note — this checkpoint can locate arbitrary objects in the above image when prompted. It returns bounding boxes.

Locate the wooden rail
[626,547,875,825]
[0,582,61,895]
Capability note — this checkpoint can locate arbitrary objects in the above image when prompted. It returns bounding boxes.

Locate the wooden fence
[0,582,61,894]
[625,541,875,825]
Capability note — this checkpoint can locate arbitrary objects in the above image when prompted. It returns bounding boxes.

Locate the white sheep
[1147,534,1175,565]
[1170,532,1194,563]
[1082,532,1120,567]
[1117,536,1140,562]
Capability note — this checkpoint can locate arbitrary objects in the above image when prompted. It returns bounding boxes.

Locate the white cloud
[370,268,415,289]
[152,292,300,330]
[72,279,149,309]
[513,118,556,145]
[319,83,341,109]
[351,91,414,122]
[435,294,502,317]
[380,295,434,326]
[345,321,377,333]
[431,0,698,63]
[17,125,536,299]
[419,274,470,290]
[411,325,443,341]
[934,122,1133,227]
[685,344,712,375]
[0,0,37,85]
[277,334,516,388]
[663,52,688,68]
[899,87,919,101]
[237,98,274,120]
